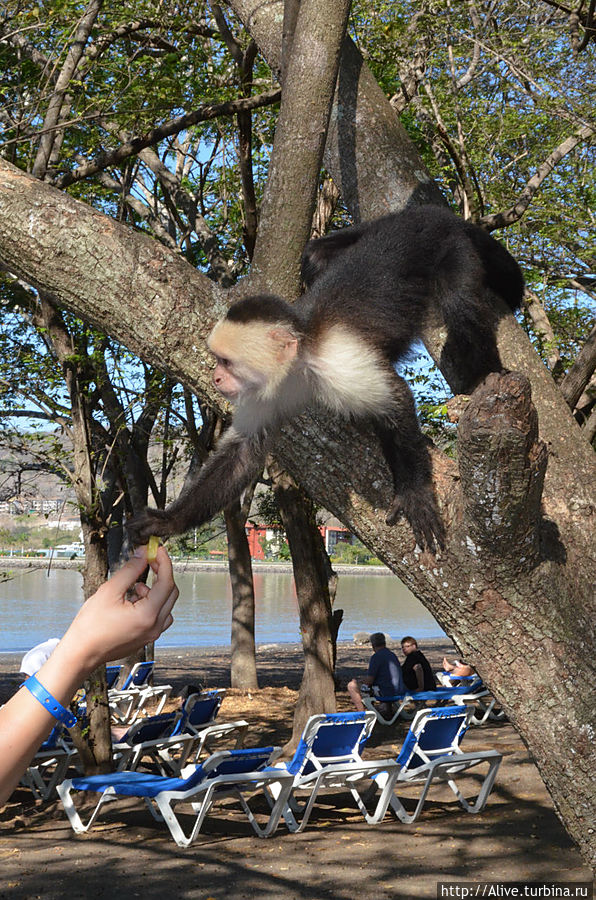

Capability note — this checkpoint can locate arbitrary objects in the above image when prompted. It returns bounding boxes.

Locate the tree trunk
[36,297,113,770]
[225,499,259,690]
[62,521,113,773]
[318,526,341,668]
[269,461,336,750]
[248,0,353,297]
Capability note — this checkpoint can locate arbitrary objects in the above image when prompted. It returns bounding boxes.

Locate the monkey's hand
[126,509,178,547]
[386,486,445,553]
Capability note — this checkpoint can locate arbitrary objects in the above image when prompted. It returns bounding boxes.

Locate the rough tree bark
[225,497,259,690]
[0,4,594,865]
[269,461,337,749]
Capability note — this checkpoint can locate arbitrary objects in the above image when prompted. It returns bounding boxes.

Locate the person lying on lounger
[439,656,476,686]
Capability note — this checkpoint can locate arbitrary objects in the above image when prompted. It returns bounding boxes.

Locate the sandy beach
[0,639,592,898]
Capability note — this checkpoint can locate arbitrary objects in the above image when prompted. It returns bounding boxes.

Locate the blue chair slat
[105,665,122,689]
[121,661,154,690]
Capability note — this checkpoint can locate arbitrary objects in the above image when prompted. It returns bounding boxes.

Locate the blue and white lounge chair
[363,677,496,726]
[57,747,294,847]
[266,711,400,832]
[113,692,249,774]
[109,661,172,724]
[20,724,77,800]
[435,673,505,725]
[170,690,249,762]
[362,690,419,724]
[112,712,194,774]
[374,705,502,823]
[105,665,123,689]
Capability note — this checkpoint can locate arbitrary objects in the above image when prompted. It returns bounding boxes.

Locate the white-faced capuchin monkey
[128,204,524,552]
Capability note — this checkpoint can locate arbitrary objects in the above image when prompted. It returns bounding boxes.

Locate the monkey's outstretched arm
[127,427,267,546]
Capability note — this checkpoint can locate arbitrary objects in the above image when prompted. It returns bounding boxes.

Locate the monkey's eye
[216,356,232,369]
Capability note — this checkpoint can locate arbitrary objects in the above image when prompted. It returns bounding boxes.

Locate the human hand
[60,545,179,677]
[0,545,178,806]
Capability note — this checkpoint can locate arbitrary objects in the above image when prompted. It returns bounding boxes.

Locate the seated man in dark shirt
[347,632,405,712]
[400,636,436,692]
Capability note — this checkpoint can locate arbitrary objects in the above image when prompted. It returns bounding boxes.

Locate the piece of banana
[147,535,160,563]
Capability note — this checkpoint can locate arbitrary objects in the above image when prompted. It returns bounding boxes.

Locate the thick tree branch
[538,0,596,51]
[522,289,562,374]
[211,5,259,260]
[388,6,430,113]
[32,0,103,179]
[228,0,444,219]
[248,0,352,296]
[581,401,596,443]
[0,158,225,406]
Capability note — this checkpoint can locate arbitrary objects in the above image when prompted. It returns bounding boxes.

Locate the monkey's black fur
[299,205,523,393]
[128,206,523,553]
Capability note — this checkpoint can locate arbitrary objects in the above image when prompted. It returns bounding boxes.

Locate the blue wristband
[23,675,77,728]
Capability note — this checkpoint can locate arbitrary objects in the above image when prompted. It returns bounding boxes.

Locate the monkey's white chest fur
[233,324,395,436]
[306,324,394,418]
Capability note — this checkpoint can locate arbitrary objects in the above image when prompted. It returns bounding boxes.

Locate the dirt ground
[0,640,592,900]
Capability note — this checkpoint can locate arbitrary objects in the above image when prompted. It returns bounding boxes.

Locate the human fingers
[148,544,174,585]
[130,546,174,600]
[156,585,178,628]
[138,586,178,643]
[132,557,179,627]
[133,582,150,600]
[96,548,149,599]
[143,547,177,605]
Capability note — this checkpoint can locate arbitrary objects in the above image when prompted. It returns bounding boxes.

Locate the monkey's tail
[463,223,524,312]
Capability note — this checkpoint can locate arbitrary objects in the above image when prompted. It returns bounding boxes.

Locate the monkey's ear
[268,327,298,364]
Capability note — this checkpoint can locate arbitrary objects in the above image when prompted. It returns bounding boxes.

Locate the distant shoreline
[0,638,456,688]
[0,557,393,576]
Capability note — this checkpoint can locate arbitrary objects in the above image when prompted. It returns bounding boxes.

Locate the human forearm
[0,656,85,805]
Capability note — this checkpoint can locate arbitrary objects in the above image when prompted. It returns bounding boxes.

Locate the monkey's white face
[208,317,299,404]
[211,356,240,399]
[212,356,265,401]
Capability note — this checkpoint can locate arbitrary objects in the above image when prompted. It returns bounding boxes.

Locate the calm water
[0,567,445,653]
